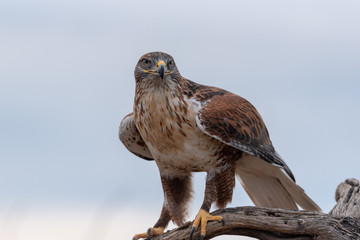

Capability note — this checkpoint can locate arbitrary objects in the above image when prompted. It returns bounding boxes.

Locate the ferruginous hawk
[119,52,321,240]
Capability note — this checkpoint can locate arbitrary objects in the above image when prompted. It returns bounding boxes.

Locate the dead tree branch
[153,178,360,240]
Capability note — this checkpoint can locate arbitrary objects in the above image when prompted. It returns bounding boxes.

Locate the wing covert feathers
[119,113,153,160]
[236,154,321,212]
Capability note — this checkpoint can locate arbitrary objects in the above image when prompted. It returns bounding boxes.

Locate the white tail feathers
[236,154,322,212]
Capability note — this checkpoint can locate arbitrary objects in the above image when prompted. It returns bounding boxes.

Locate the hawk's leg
[132,174,192,240]
[190,173,224,240]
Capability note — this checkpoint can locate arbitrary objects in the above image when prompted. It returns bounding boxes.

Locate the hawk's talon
[190,226,196,240]
[221,218,225,226]
[200,234,205,240]
[146,228,151,240]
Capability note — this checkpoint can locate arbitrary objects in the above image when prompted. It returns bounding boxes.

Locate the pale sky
[0,0,359,239]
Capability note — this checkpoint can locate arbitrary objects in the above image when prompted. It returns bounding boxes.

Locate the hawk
[119,52,321,240]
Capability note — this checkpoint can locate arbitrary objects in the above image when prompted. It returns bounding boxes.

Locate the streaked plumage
[119,52,321,240]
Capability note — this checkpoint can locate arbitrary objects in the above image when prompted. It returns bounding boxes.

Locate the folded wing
[119,113,153,160]
[192,84,295,181]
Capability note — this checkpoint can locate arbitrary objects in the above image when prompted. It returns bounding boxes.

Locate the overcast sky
[0,0,359,239]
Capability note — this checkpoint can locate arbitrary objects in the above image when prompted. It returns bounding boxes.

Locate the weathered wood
[330,178,360,218]
[151,179,360,240]
[153,207,360,240]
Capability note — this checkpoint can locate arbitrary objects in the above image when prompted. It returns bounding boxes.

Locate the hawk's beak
[156,61,166,79]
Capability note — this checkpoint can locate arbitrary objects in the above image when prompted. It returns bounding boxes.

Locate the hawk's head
[134,52,181,83]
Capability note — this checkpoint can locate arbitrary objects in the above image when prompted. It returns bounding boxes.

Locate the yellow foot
[132,227,164,240]
[190,209,224,240]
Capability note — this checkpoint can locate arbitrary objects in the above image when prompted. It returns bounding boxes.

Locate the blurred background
[0,0,359,239]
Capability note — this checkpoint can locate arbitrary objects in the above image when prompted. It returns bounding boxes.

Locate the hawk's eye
[168,60,173,66]
[142,58,151,65]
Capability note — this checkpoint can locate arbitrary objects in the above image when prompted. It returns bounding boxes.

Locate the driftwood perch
[153,178,360,240]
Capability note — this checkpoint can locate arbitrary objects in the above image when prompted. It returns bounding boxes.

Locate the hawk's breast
[134,90,226,175]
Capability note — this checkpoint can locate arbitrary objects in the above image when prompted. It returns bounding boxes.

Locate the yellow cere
[156,60,166,68]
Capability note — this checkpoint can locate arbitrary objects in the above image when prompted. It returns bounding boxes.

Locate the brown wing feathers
[191,83,295,181]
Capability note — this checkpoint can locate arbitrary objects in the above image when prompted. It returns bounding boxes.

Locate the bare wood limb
[153,207,360,240]
[152,179,360,240]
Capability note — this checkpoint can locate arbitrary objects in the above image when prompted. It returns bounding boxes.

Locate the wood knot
[336,178,360,202]
[346,178,360,187]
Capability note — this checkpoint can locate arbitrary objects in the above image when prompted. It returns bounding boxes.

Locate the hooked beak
[156,60,166,79]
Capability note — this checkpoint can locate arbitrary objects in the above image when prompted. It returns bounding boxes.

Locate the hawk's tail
[235,154,321,212]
